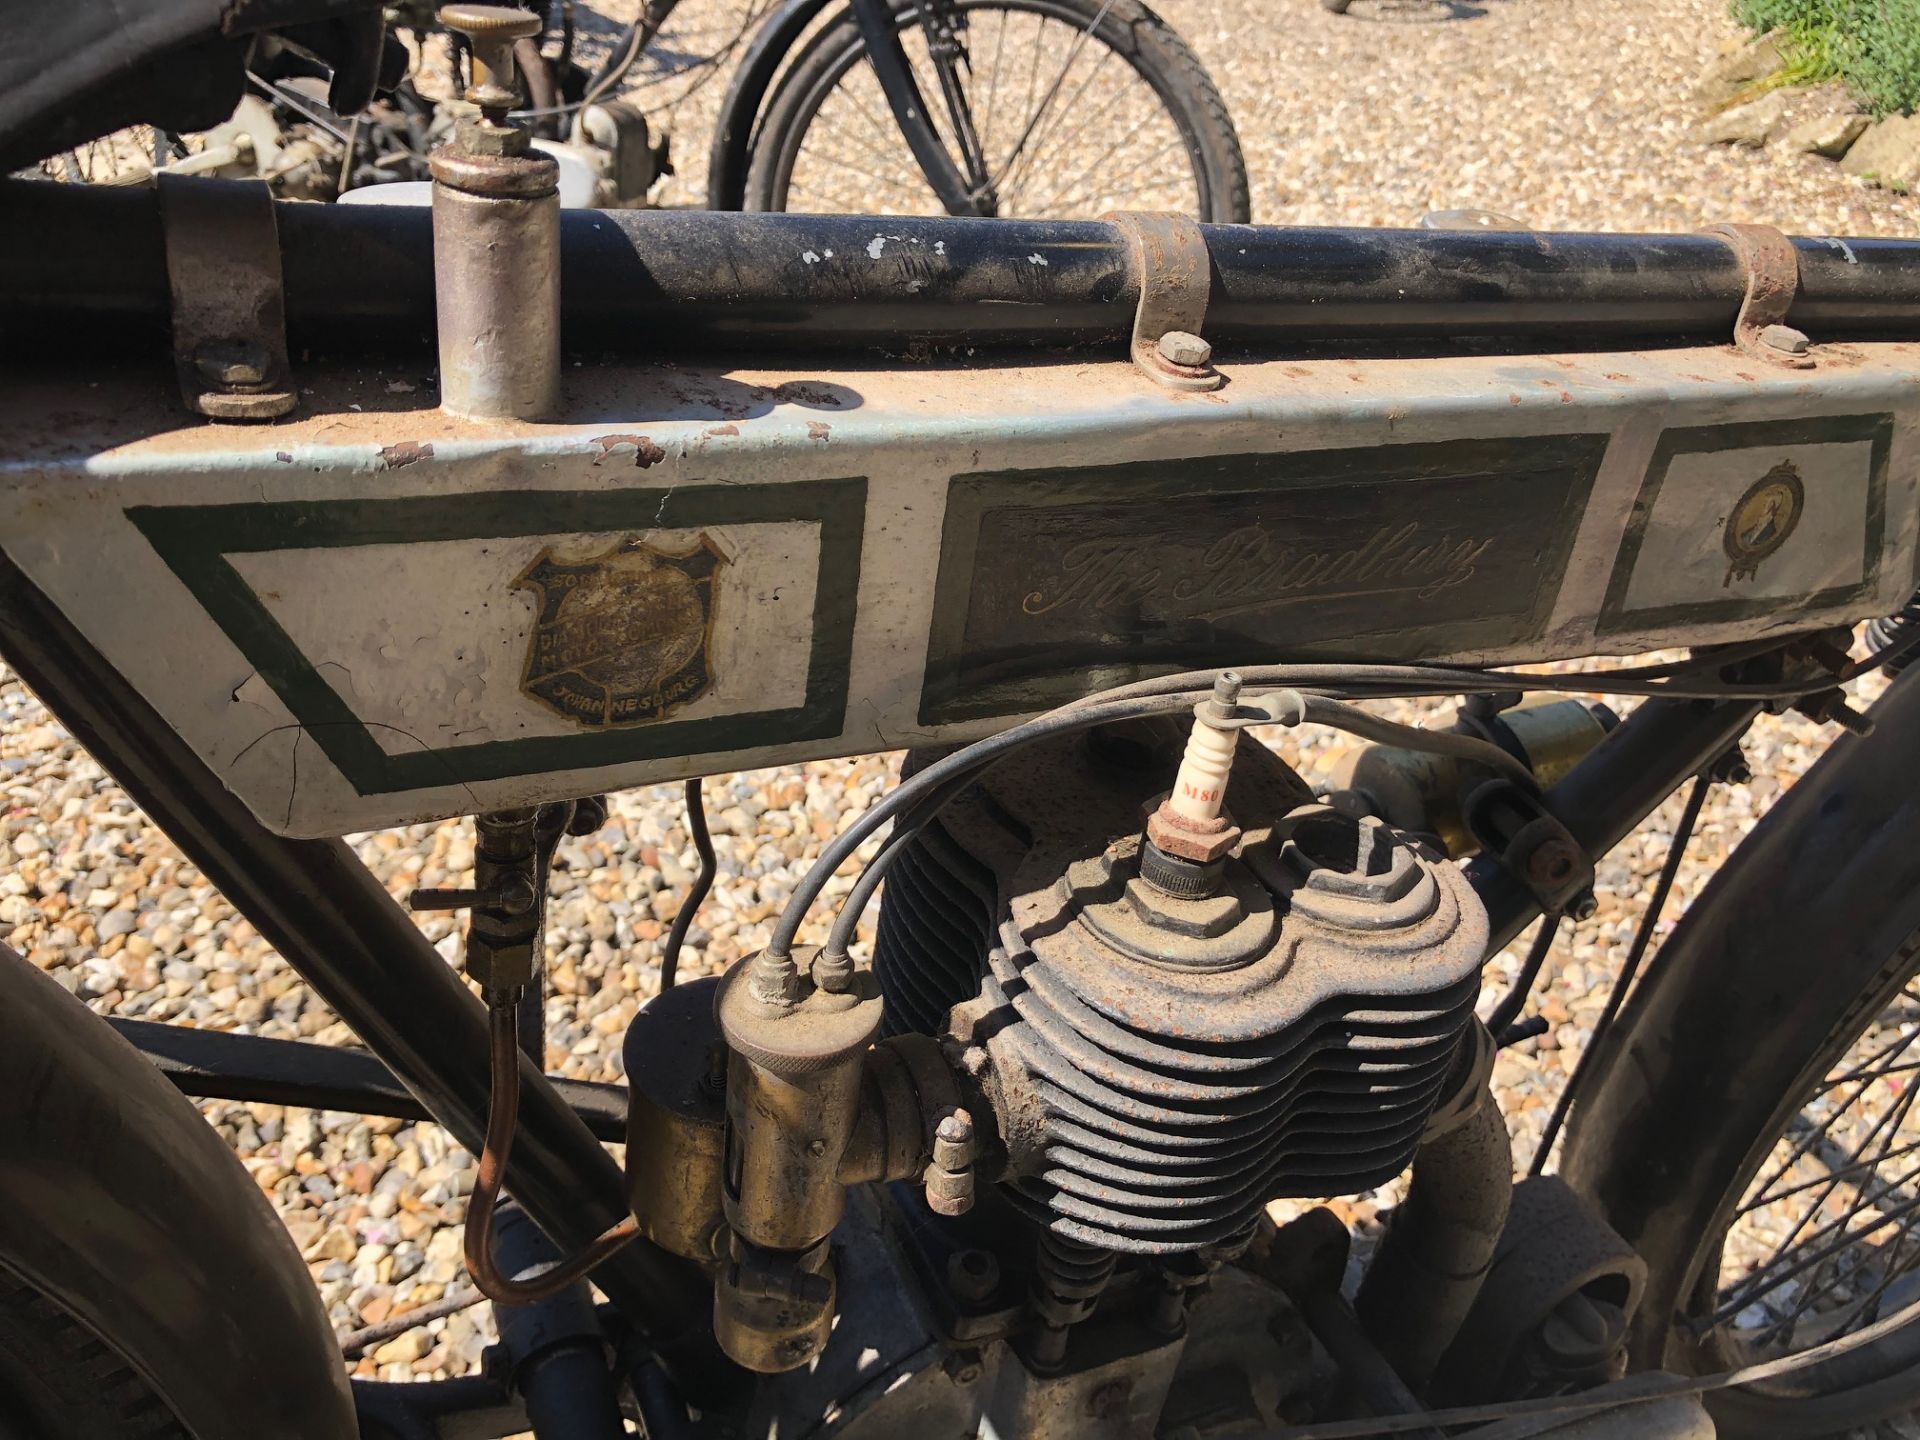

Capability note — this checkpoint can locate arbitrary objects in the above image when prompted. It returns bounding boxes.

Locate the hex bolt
[1157,330,1212,368]
[194,344,269,391]
[934,1110,974,1165]
[1760,323,1811,355]
[945,1248,1001,1303]
[1210,669,1243,716]
[925,1109,977,1216]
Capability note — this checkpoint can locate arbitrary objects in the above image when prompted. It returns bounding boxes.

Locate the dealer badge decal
[1723,460,1804,587]
[515,534,726,727]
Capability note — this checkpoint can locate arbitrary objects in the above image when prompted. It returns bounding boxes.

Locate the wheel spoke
[989,0,1120,193]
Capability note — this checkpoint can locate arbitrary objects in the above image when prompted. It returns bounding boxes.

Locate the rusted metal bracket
[1706,221,1815,370]
[155,174,297,420]
[1105,210,1224,392]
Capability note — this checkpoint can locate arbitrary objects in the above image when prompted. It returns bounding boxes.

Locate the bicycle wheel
[743,0,1250,221]
[1562,670,1920,1436]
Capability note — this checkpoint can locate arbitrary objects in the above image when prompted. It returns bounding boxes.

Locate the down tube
[0,545,712,1350]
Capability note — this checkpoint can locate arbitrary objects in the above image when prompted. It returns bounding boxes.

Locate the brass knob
[439,5,542,117]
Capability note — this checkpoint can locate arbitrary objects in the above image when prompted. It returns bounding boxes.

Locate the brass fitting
[713,947,883,1372]
[430,4,560,421]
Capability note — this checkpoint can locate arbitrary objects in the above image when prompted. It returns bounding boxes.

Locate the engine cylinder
[872,722,1486,1255]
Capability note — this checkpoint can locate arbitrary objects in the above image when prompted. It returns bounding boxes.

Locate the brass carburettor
[623,945,971,1373]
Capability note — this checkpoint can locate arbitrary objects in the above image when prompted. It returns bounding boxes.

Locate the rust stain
[378,441,433,469]
[1603,372,1633,382]
[705,423,740,437]
[593,434,667,468]
[1507,393,1523,405]
[806,421,832,442]
[775,381,848,408]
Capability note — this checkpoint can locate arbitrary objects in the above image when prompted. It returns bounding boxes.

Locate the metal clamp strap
[156,174,298,421]
[1706,221,1815,370]
[1105,210,1224,392]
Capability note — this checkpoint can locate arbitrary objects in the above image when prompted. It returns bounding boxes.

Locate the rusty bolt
[925,1164,975,1217]
[942,1350,984,1386]
[194,345,268,391]
[1145,801,1242,865]
[1525,837,1580,888]
[806,1138,828,1158]
[925,1112,977,1217]
[933,1109,974,1168]
[1157,330,1212,368]
[1760,324,1811,355]
[945,1247,1001,1303]
[452,115,532,158]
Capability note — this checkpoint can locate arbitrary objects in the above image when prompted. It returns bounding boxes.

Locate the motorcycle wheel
[0,944,356,1440]
[743,0,1251,221]
[1561,668,1920,1437]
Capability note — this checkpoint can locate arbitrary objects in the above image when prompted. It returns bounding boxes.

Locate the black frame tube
[110,1017,629,1142]
[0,545,710,1349]
[1468,697,1762,953]
[7,180,1920,356]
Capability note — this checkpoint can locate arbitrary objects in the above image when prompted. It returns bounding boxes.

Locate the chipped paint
[592,434,667,468]
[378,441,434,470]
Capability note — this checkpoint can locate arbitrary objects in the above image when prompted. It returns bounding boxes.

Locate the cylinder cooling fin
[871,720,1487,1256]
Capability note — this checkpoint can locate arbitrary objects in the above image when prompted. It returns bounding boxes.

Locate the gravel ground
[9,0,1920,1422]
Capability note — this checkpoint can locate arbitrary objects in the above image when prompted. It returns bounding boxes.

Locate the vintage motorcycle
[5,5,1920,1439]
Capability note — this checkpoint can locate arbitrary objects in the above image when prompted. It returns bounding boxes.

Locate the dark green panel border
[920,434,1609,726]
[1597,413,1892,636]
[128,479,866,795]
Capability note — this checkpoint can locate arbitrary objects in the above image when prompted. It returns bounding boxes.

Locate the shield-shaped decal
[514,533,727,727]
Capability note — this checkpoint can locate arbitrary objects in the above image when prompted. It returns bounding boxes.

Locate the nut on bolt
[193,343,269,390]
[924,1109,977,1217]
[1157,330,1212,368]
[945,1248,1001,1303]
[1760,323,1811,356]
[1145,804,1242,865]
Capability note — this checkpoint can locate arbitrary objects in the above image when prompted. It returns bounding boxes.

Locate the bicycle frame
[2,182,1917,1424]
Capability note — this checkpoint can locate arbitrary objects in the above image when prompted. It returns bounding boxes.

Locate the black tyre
[1561,671,1920,1437]
[0,943,356,1440]
[744,0,1251,221]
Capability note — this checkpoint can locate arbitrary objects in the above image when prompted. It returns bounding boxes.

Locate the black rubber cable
[1484,916,1562,1043]
[774,631,1908,968]
[1529,770,1713,1175]
[658,776,714,991]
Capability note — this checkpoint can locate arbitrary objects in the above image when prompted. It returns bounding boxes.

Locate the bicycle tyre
[743,0,1251,222]
[1561,669,1920,1436]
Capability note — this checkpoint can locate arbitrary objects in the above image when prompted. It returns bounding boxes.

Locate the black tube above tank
[4,179,1920,356]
